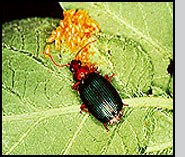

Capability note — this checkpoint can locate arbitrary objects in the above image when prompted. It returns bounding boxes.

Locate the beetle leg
[123,103,129,107]
[80,104,91,114]
[119,110,123,116]
[72,81,80,92]
[103,123,109,132]
[104,73,115,83]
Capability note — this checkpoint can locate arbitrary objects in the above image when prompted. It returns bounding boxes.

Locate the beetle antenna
[75,39,97,58]
[41,52,69,67]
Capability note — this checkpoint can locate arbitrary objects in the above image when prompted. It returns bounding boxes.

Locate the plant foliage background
[2,2,173,155]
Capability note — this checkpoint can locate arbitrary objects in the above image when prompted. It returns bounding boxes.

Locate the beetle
[42,41,128,131]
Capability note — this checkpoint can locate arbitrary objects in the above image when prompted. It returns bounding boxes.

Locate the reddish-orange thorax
[70,60,96,81]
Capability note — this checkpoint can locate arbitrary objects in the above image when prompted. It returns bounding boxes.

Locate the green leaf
[2,2,173,155]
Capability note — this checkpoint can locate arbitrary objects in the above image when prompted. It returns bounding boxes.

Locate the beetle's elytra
[79,72,123,123]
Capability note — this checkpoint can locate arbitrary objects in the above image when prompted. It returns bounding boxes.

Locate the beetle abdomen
[79,72,123,123]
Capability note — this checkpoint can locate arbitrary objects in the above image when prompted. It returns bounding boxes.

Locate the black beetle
[42,41,128,131]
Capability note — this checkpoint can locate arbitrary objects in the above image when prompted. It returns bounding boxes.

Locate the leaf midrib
[2,97,173,122]
[2,105,80,122]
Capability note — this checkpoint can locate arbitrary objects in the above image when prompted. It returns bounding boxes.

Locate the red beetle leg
[104,73,115,83]
[72,81,80,92]
[119,110,123,116]
[103,123,109,132]
[123,103,129,107]
[80,104,91,114]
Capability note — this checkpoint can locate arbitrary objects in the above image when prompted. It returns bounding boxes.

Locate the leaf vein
[5,117,44,155]
[62,115,88,155]
[137,3,151,38]
[102,3,171,58]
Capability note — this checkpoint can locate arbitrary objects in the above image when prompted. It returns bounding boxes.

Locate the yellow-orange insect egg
[52,30,57,36]
[75,15,80,21]
[56,26,62,31]
[91,22,97,29]
[76,9,82,15]
[96,26,100,32]
[46,35,56,43]
[68,35,72,42]
[68,13,74,20]
[45,44,51,54]
[78,14,83,20]
[64,32,69,40]
[85,19,90,26]
[60,20,65,28]
[82,10,88,16]
[91,21,100,32]
[81,34,87,41]
[84,28,90,33]
[68,30,72,37]
[68,31,73,38]
[63,10,67,16]
[65,20,71,27]
[70,9,76,14]
[94,26,100,32]
[82,55,86,60]
[71,16,75,22]
[69,23,72,29]
[64,20,69,27]
[75,25,80,32]
[55,38,61,50]
[77,36,81,43]
[56,27,63,39]
[71,26,75,34]
[63,17,67,23]
[80,28,84,33]
[70,41,76,52]
[71,36,76,42]
[65,41,70,48]
[65,27,69,32]
[65,10,70,16]
[78,23,82,29]
[44,44,51,57]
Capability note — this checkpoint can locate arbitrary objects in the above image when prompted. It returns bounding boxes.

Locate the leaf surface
[2,2,173,155]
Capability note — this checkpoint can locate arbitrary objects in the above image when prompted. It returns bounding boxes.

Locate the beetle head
[69,60,81,72]
[70,60,90,81]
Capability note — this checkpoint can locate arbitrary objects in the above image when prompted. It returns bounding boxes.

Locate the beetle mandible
[42,40,128,131]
